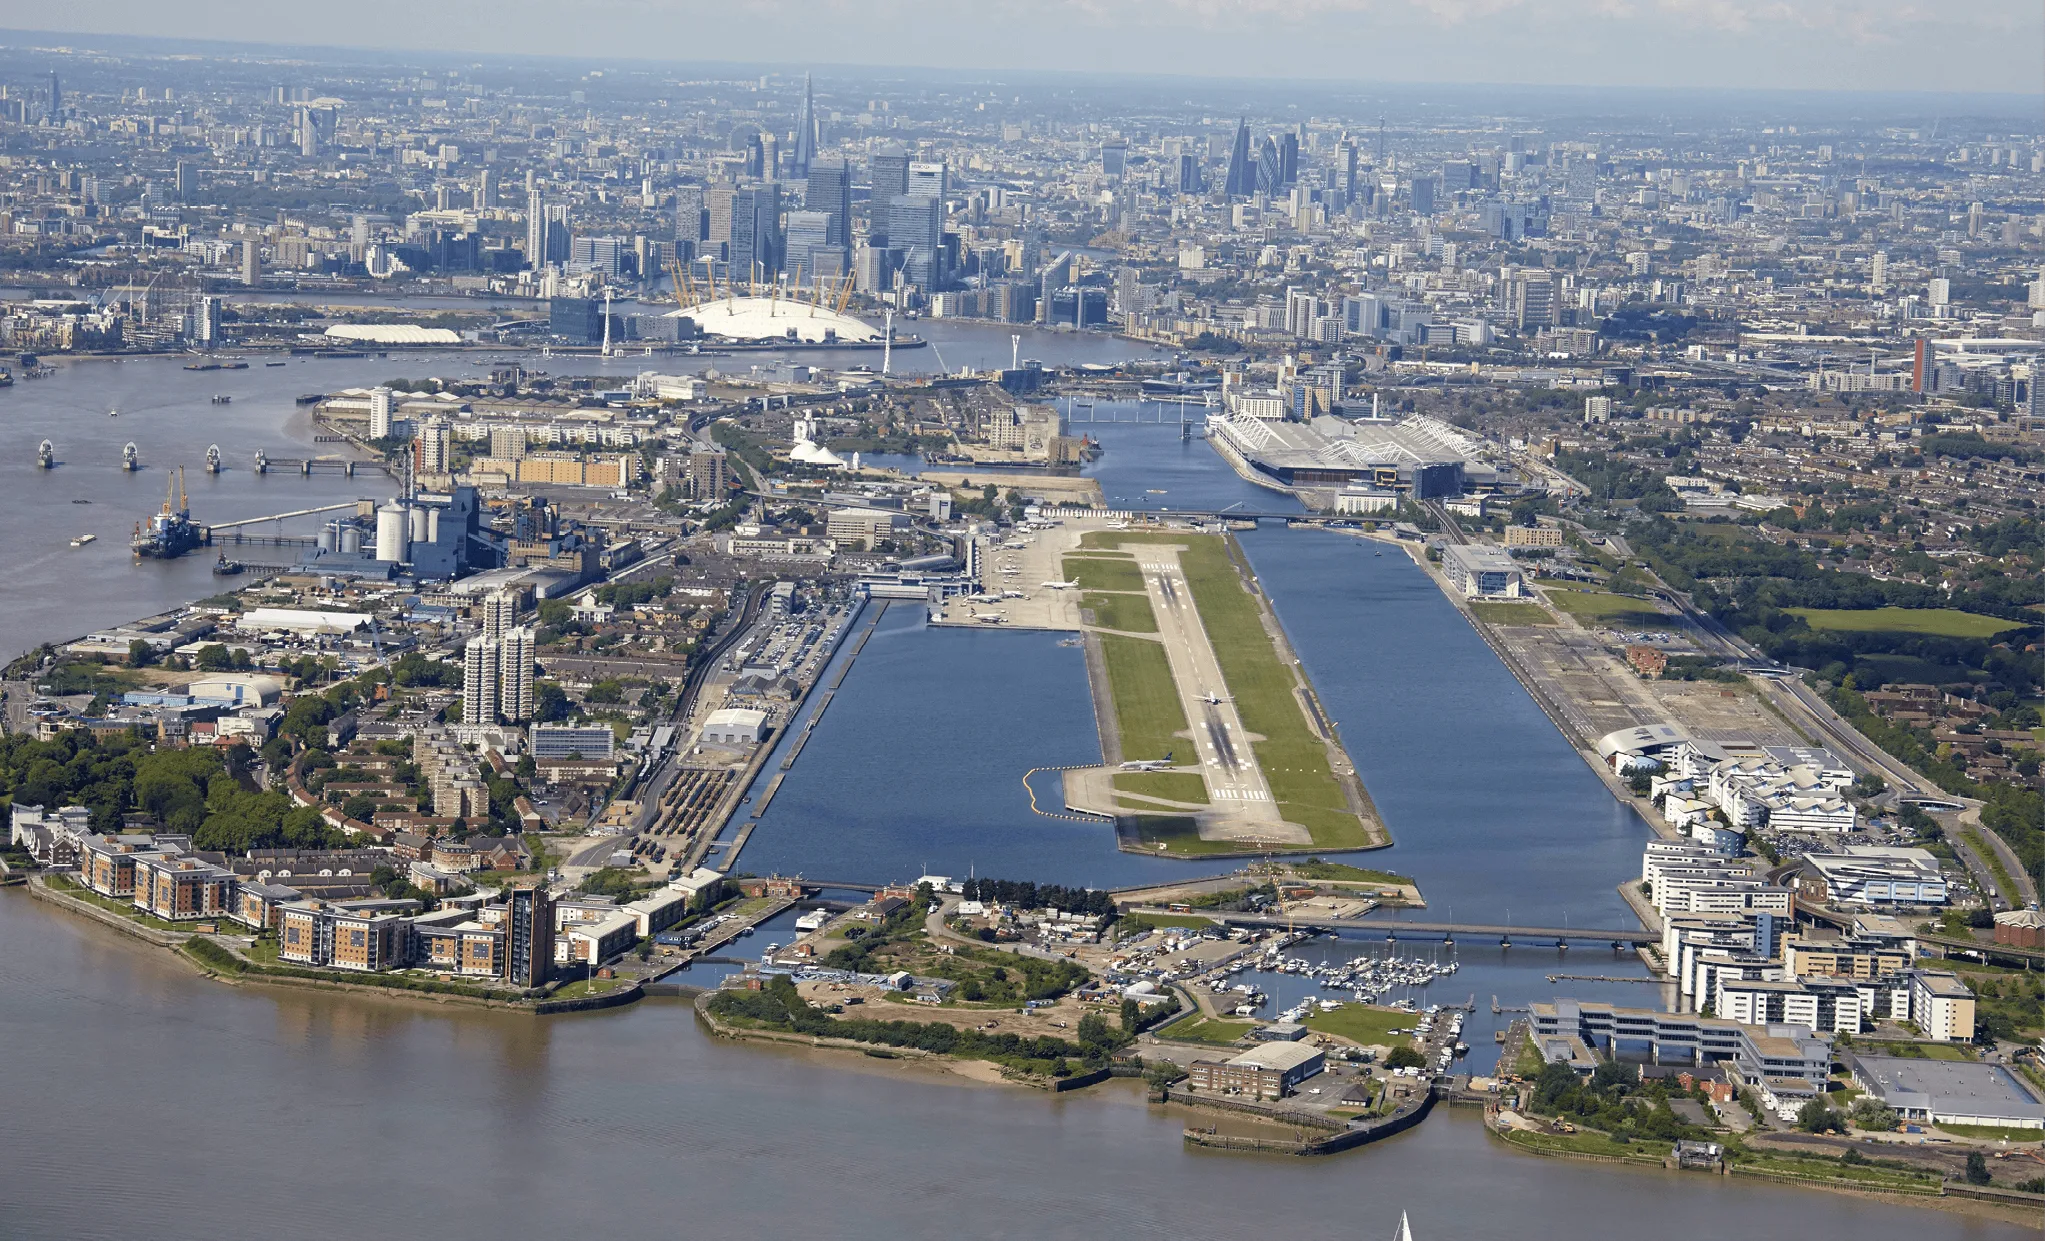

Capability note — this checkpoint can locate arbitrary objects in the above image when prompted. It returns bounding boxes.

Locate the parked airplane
[1040,580,1079,590]
[973,613,1007,624]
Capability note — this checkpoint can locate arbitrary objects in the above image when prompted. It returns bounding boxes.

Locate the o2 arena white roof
[668,296,882,344]
[323,324,463,345]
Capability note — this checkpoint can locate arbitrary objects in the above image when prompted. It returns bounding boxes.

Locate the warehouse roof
[1229,1041,1325,1072]
[1848,1053,2045,1128]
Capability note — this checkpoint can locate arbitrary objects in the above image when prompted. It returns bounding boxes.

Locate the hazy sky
[21,1,2045,96]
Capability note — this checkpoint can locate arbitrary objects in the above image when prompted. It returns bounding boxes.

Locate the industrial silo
[376,502,411,563]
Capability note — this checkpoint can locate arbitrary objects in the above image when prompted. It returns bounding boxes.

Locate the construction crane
[664,256,696,305]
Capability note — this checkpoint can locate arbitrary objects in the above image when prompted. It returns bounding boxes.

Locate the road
[0,681,32,735]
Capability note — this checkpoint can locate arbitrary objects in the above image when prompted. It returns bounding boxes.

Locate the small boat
[211,554,244,576]
[294,393,325,405]
[71,499,90,504]
[264,361,287,367]
[71,533,96,547]
[211,395,232,404]
[108,408,118,417]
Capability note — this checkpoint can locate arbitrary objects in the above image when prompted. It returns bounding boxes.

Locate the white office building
[1440,544,1524,598]
[1802,847,1947,908]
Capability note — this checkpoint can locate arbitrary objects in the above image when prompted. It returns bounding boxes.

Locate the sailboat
[1394,1212,1414,1241]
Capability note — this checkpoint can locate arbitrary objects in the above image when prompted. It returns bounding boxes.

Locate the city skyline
[2,0,2043,97]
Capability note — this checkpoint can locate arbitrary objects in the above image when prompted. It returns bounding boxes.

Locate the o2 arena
[667,295,885,345]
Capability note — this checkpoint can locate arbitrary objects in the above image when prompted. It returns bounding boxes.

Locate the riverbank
[21,872,651,1015]
[1484,1107,2045,1229]
[692,986,1131,1092]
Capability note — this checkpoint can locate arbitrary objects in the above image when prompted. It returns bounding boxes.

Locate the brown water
[0,894,2027,1241]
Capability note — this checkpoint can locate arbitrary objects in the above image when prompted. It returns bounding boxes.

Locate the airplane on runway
[1199,692,1232,704]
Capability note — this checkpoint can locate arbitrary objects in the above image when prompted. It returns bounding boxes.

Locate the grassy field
[1469,600,1554,626]
[551,976,633,999]
[1542,585,1668,627]
[1157,1013,1255,1045]
[1120,814,1256,856]
[1301,1004,1414,1047]
[1063,556,1145,592]
[1083,591,1158,634]
[1864,1041,1976,1062]
[1788,606,2022,639]
[1119,912,1220,933]
[1931,1122,2044,1143]
[1096,632,1189,763]
[1113,771,1210,805]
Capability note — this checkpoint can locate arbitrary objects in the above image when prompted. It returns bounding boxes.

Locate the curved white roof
[324,324,463,345]
[790,440,845,467]
[668,295,881,344]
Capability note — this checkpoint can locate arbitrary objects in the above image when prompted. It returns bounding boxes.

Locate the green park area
[1540,584,1669,627]
[1469,600,1553,626]
[1112,770,1210,805]
[1083,530,1374,851]
[1157,1013,1255,1045]
[1062,555,1145,592]
[1301,1004,1413,1047]
[1118,912,1220,934]
[1787,607,2022,639]
[1082,591,1158,634]
[551,975,634,1000]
